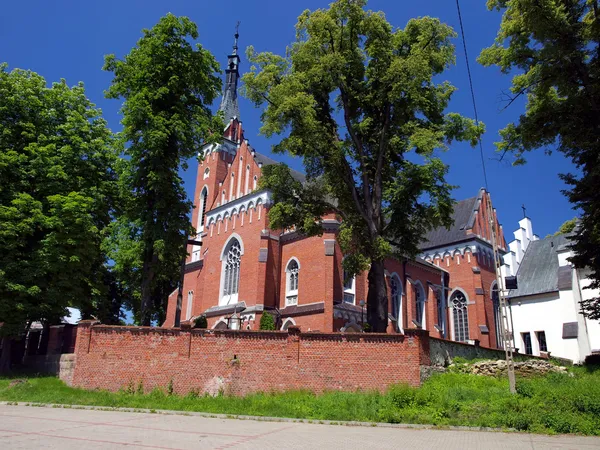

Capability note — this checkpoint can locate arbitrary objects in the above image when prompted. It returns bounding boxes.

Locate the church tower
[188,26,244,263]
[219,23,241,123]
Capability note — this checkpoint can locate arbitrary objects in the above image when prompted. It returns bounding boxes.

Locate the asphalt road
[0,404,599,449]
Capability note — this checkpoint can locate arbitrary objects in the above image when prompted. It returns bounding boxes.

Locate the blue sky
[0,0,579,239]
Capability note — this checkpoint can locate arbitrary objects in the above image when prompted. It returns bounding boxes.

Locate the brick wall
[72,321,429,396]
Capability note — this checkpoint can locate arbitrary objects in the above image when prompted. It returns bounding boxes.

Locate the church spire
[219,22,241,123]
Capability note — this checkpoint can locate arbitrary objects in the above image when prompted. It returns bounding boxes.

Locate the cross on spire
[219,23,241,122]
[521,204,527,218]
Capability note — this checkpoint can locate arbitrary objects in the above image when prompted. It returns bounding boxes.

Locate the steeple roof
[219,24,241,123]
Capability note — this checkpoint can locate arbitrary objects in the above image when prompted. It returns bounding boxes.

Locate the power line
[455,0,516,394]
[455,0,489,190]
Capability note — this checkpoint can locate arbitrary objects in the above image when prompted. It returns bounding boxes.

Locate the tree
[547,217,578,238]
[193,315,207,329]
[104,14,223,325]
[479,0,600,319]
[259,312,276,331]
[242,0,482,331]
[0,65,119,371]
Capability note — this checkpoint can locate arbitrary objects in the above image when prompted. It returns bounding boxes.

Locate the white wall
[509,292,582,362]
[578,269,600,353]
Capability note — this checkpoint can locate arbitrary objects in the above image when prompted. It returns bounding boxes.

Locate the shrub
[387,384,415,408]
[259,313,276,330]
[194,315,208,329]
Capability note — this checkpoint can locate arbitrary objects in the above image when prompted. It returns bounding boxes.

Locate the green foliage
[546,217,578,238]
[243,0,482,331]
[259,312,276,331]
[103,14,223,325]
[2,368,600,435]
[479,0,600,319]
[194,315,208,329]
[0,64,120,343]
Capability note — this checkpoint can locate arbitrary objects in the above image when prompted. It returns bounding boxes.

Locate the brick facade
[72,321,430,395]
[162,45,508,349]
[164,116,447,335]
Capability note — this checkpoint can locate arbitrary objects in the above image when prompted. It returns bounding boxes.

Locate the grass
[1,366,599,435]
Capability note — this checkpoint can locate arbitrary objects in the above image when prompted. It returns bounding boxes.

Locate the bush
[193,315,207,329]
[387,384,415,408]
[259,313,276,330]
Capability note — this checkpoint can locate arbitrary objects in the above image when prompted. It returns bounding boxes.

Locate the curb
[0,401,514,434]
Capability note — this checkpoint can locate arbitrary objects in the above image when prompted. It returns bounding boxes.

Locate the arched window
[214,320,228,330]
[414,282,426,327]
[436,288,446,337]
[229,173,235,201]
[281,318,296,331]
[390,274,402,332]
[451,290,469,342]
[286,259,299,306]
[197,187,208,232]
[221,190,226,205]
[203,167,210,179]
[221,238,242,305]
[343,268,355,304]
[186,290,193,320]
[245,165,250,194]
[253,175,258,191]
[492,282,503,348]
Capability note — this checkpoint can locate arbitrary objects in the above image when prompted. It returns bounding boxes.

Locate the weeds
[1,367,599,435]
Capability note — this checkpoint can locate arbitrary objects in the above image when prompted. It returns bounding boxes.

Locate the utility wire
[455,0,489,190]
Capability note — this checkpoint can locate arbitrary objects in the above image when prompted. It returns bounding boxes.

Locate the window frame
[522,332,533,355]
[390,273,403,332]
[219,235,244,306]
[343,268,356,305]
[285,258,300,306]
[413,281,426,328]
[186,290,193,320]
[450,289,470,342]
[536,331,547,353]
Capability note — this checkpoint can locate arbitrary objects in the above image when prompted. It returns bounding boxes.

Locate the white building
[507,230,600,363]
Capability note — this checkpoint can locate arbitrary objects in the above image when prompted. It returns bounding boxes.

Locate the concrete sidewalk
[0,404,599,449]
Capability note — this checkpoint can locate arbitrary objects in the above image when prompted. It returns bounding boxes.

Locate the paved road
[1,404,599,449]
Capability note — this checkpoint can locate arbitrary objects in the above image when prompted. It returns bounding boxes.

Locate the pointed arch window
[197,187,208,232]
[414,282,426,328]
[245,165,250,194]
[285,259,299,306]
[343,269,355,304]
[390,274,403,332]
[436,288,446,337]
[186,290,193,320]
[221,238,242,305]
[451,290,469,342]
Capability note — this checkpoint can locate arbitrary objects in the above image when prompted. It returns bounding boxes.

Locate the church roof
[507,234,569,298]
[420,190,482,250]
[252,150,306,183]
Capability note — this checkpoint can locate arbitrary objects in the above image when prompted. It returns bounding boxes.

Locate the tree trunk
[0,336,12,374]
[367,259,388,332]
[140,248,157,326]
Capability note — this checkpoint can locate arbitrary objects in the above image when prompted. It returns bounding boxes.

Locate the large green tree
[0,65,119,370]
[479,0,600,319]
[243,0,482,332]
[104,14,223,325]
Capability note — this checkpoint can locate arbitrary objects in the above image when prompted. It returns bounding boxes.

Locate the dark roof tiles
[420,194,480,250]
[508,234,569,298]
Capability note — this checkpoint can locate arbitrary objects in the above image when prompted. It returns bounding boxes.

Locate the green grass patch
[1,367,599,435]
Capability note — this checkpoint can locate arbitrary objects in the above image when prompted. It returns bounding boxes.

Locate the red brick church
[164,33,508,349]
